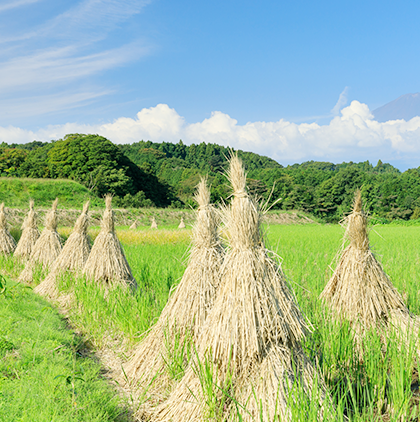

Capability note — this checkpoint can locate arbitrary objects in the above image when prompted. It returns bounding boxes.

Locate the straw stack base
[14,228,39,259]
[153,366,204,422]
[34,272,59,299]
[321,246,407,335]
[83,232,136,289]
[236,345,331,422]
[0,229,16,255]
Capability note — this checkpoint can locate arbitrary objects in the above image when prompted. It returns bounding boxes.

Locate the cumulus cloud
[3,101,420,169]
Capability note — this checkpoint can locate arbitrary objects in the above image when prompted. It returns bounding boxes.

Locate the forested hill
[1,133,420,223]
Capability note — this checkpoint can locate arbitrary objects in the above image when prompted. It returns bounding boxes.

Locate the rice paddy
[2,210,420,420]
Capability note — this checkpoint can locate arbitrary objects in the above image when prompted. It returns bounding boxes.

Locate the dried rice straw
[154,155,330,422]
[124,178,224,414]
[82,195,136,290]
[151,217,158,229]
[19,198,62,282]
[35,201,91,299]
[14,200,40,259]
[0,203,16,255]
[129,220,138,229]
[178,217,185,229]
[321,190,419,347]
[321,191,408,330]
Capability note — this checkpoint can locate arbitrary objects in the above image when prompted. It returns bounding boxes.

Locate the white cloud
[0,0,42,13]
[0,42,149,93]
[3,101,420,169]
[0,0,152,118]
[331,86,349,116]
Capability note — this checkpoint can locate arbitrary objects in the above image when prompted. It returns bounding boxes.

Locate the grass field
[1,223,420,421]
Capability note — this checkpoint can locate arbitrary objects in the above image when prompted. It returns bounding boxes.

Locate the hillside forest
[0,133,418,222]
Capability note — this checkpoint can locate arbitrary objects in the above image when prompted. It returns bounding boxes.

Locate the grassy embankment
[2,223,420,420]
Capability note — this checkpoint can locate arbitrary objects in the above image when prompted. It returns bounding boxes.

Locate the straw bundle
[0,203,16,255]
[178,217,185,229]
[124,178,224,408]
[83,195,136,290]
[14,200,40,259]
[129,220,138,229]
[321,190,410,335]
[151,217,158,229]
[154,155,328,422]
[19,198,62,282]
[35,201,91,299]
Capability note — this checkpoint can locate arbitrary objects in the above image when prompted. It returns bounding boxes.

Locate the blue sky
[1,0,420,169]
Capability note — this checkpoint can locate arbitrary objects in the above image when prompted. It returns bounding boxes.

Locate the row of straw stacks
[0,195,137,297]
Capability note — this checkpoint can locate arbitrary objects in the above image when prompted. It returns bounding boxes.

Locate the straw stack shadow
[154,155,331,422]
[14,200,40,259]
[82,195,137,291]
[0,203,16,255]
[35,201,91,299]
[124,178,224,417]
[321,190,420,349]
[19,198,62,282]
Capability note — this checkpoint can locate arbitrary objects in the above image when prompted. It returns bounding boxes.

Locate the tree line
[0,133,418,222]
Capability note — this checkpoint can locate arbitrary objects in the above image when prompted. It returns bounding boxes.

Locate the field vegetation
[1,221,420,420]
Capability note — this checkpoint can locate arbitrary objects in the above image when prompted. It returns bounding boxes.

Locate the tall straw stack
[321,190,415,340]
[124,178,224,410]
[0,203,16,255]
[129,220,138,229]
[19,198,62,282]
[151,217,158,229]
[14,200,40,259]
[154,155,330,422]
[83,195,136,290]
[35,201,91,299]
[178,217,185,229]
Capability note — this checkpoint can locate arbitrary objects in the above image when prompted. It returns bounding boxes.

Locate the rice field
[2,222,420,421]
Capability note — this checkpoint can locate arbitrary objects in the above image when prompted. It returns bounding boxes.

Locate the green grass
[0,276,131,422]
[0,178,102,208]
[3,223,420,420]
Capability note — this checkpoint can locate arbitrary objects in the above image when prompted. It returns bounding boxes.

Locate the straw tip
[227,153,247,195]
[52,198,59,210]
[105,194,113,210]
[195,177,211,207]
[353,190,362,213]
[82,200,90,214]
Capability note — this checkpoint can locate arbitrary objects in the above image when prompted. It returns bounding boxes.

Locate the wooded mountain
[1,133,420,223]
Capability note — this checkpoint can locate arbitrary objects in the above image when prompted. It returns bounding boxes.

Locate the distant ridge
[372,93,420,122]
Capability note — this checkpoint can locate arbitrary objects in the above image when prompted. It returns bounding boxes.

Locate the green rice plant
[162,322,193,381]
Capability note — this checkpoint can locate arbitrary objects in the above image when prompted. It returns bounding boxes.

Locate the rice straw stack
[124,178,224,409]
[154,155,329,422]
[129,220,138,229]
[19,198,62,282]
[82,195,136,290]
[14,200,40,259]
[151,217,158,229]
[0,203,16,255]
[320,190,416,341]
[35,201,91,299]
[178,217,185,229]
